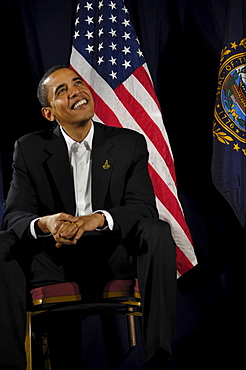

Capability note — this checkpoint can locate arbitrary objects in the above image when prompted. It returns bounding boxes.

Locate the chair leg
[127,307,137,347]
[26,312,51,370]
[42,333,51,370]
[25,312,32,370]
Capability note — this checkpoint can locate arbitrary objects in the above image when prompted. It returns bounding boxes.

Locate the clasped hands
[37,212,105,248]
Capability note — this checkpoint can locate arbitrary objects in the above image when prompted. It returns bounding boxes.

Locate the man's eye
[75,80,83,86]
[58,88,66,96]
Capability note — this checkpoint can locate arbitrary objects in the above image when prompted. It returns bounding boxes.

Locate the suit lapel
[42,123,114,214]
[92,123,114,210]
[44,125,76,215]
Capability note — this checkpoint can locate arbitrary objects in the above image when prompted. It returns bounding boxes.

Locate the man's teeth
[73,99,87,109]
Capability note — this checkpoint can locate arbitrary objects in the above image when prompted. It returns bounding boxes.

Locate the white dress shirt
[30,122,113,238]
[63,123,93,217]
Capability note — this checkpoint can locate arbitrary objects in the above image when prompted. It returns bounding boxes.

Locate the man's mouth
[72,99,88,109]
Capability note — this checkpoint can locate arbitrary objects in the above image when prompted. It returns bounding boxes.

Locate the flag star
[109,1,116,10]
[84,2,93,11]
[136,37,140,44]
[85,44,94,53]
[109,28,117,37]
[231,41,238,49]
[97,56,104,65]
[74,30,80,39]
[109,56,117,65]
[137,48,144,57]
[122,5,129,13]
[122,32,131,40]
[109,14,117,23]
[75,17,80,26]
[98,42,104,51]
[85,30,93,39]
[109,70,117,79]
[109,41,117,51]
[98,1,104,9]
[122,18,130,27]
[98,28,104,37]
[122,60,131,69]
[76,3,80,12]
[85,15,94,25]
[233,143,240,151]
[122,46,131,55]
[98,14,103,24]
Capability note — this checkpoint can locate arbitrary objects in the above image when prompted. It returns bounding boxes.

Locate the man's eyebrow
[54,83,66,96]
[72,77,83,82]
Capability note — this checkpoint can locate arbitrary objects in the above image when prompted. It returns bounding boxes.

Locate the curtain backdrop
[1,0,244,368]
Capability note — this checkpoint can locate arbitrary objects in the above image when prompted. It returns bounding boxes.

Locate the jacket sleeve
[2,140,40,239]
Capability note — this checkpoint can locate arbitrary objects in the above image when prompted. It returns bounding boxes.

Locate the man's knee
[134,218,175,256]
[134,219,176,279]
[137,218,173,239]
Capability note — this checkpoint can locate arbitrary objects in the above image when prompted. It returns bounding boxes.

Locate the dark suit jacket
[2,122,158,241]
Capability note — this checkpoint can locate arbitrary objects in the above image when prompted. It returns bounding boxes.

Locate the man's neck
[60,120,92,143]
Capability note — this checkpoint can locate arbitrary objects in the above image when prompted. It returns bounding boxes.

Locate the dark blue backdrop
[1,0,245,368]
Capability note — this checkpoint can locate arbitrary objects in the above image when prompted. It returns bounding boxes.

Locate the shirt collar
[60,121,94,152]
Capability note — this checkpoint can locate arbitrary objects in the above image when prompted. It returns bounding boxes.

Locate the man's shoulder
[18,127,54,143]
[94,121,144,140]
[16,126,57,149]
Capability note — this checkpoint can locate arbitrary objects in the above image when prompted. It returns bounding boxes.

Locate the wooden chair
[25,279,142,369]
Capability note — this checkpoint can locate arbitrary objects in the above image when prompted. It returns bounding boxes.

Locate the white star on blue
[73,0,145,89]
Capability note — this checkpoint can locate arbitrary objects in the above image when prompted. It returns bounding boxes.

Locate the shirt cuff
[30,218,51,239]
[93,210,114,231]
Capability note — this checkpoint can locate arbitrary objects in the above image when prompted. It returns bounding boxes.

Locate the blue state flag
[212,0,246,227]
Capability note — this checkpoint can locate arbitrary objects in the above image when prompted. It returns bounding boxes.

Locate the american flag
[70,0,197,276]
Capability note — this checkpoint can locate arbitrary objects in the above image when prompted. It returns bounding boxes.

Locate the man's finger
[60,223,79,239]
[55,239,77,248]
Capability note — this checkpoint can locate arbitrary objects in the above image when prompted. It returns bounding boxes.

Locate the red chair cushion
[31,282,81,301]
[30,279,140,304]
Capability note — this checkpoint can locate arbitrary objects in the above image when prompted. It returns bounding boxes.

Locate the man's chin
[65,118,93,127]
[76,117,94,127]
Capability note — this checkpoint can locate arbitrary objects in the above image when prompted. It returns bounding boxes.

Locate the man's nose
[69,88,80,99]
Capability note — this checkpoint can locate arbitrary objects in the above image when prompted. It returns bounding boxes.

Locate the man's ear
[41,107,55,122]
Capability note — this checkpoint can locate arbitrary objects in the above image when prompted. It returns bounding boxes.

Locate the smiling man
[1,66,176,369]
[35,66,108,244]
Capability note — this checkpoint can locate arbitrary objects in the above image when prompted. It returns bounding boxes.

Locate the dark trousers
[0,219,176,369]
[0,231,26,370]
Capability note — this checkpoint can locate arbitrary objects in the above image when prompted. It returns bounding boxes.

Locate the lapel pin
[102,160,110,169]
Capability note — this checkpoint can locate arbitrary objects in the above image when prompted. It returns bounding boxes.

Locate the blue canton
[73,0,145,89]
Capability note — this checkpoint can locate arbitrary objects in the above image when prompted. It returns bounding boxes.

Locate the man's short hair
[37,65,69,107]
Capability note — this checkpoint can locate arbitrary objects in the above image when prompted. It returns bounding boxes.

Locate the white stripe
[156,197,198,266]
[71,46,177,196]
[123,73,173,156]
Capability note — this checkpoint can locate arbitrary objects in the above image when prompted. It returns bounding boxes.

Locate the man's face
[42,68,94,127]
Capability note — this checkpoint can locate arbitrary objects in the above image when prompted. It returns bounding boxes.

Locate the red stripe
[114,83,176,183]
[148,163,193,244]
[133,66,161,111]
[176,246,194,274]
[92,89,122,128]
